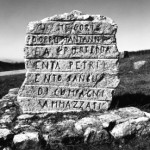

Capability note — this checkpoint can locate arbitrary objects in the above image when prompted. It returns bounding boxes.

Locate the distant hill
[0,61,25,72]
[120,49,150,58]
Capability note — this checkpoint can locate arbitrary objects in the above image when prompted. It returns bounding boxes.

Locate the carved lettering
[26,35,115,45]
[24,45,119,59]
[20,85,113,101]
[26,59,119,74]
[19,98,110,113]
[27,21,117,35]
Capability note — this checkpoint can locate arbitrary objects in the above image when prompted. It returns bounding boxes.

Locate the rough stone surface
[1,89,150,149]
[18,10,120,113]
[13,132,43,150]
[24,45,119,59]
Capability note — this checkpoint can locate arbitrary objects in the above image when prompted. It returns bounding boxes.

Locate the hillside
[111,53,150,110]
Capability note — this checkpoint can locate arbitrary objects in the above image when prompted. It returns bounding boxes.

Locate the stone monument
[17,10,120,113]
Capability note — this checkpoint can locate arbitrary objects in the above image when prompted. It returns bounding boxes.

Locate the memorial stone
[17,10,120,113]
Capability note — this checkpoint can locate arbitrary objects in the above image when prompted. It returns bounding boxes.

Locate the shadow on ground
[111,93,150,111]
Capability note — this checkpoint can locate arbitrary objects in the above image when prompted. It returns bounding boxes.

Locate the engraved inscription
[24,45,119,59]
[25,59,119,74]
[19,85,114,101]
[26,35,116,45]
[19,98,111,113]
[26,72,120,88]
[27,21,117,35]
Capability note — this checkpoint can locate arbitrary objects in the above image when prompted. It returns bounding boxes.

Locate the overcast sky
[0,0,150,61]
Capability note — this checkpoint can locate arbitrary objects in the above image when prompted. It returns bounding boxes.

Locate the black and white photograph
[0,0,150,149]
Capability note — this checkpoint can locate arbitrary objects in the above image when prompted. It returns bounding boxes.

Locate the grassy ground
[111,54,150,111]
[0,74,25,99]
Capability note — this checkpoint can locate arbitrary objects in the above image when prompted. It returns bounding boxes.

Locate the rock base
[1,88,150,149]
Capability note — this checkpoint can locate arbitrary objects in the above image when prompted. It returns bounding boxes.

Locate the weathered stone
[26,34,116,45]
[110,121,136,139]
[8,88,19,95]
[18,10,119,113]
[2,94,17,101]
[3,147,12,150]
[25,73,119,88]
[84,127,110,144]
[24,45,119,59]
[27,20,117,35]
[75,117,102,132]
[13,132,41,150]
[25,59,119,74]
[17,114,34,120]
[2,89,150,148]
[144,112,150,118]
[116,107,145,119]
[41,10,116,23]
[97,113,121,128]
[0,129,12,140]
[110,116,150,139]
[19,85,114,101]
[18,98,111,113]
[0,115,13,124]
[0,129,13,147]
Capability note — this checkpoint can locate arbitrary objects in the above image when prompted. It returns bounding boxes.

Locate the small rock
[102,122,109,128]
[84,127,110,144]
[2,94,17,101]
[9,88,19,95]
[17,114,34,120]
[144,112,150,118]
[75,117,101,132]
[132,117,149,123]
[116,107,144,119]
[111,121,136,139]
[3,147,12,150]
[97,113,121,128]
[13,132,41,150]
[0,115,13,124]
[0,129,12,140]
[134,60,146,70]
[0,129,13,147]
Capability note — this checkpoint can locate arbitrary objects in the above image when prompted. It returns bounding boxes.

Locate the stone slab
[25,72,120,88]
[18,98,111,113]
[18,85,114,101]
[25,59,119,74]
[27,21,117,35]
[38,10,116,23]
[17,10,120,113]
[24,45,119,59]
[25,34,116,45]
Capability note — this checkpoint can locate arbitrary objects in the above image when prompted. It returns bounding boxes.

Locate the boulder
[0,129,14,147]
[13,132,43,150]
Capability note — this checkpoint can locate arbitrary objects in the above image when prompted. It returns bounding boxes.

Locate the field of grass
[112,54,150,111]
[0,74,25,98]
